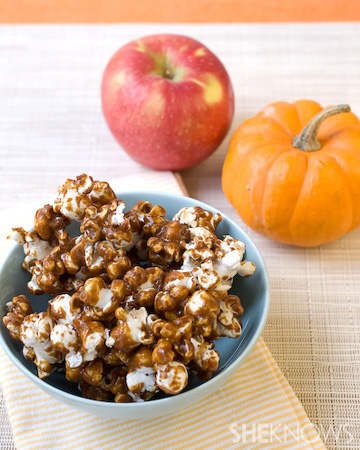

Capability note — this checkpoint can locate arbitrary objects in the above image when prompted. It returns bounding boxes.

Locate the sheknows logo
[229,422,353,444]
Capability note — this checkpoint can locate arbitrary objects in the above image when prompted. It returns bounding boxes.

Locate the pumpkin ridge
[232,143,291,230]
[260,148,301,234]
[230,116,292,154]
[293,100,323,129]
[319,124,360,144]
[322,152,354,230]
[259,102,301,136]
[288,152,353,245]
[287,154,309,241]
[223,141,291,211]
[321,136,360,231]
[258,115,296,139]
[260,149,308,241]
[293,100,309,131]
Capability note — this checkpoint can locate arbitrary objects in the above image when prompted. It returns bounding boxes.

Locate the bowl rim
[0,190,270,411]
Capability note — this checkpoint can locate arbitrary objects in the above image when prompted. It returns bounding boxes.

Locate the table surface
[0,23,360,450]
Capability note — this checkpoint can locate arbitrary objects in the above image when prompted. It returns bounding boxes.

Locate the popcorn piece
[191,336,219,372]
[156,361,188,395]
[27,266,44,295]
[123,266,164,308]
[171,316,194,364]
[49,293,82,325]
[173,206,222,232]
[110,307,155,352]
[106,253,133,281]
[181,234,255,293]
[213,295,244,339]
[11,228,52,273]
[162,270,197,292]
[78,206,105,242]
[89,181,117,207]
[181,247,215,273]
[82,359,104,386]
[192,261,220,290]
[27,242,82,296]
[136,267,164,306]
[101,365,126,392]
[237,260,257,278]
[80,382,110,402]
[53,174,116,222]
[147,221,190,266]
[34,204,71,246]
[50,323,79,356]
[101,366,133,403]
[152,316,194,365]
[66,352,84,371]
[104,328,115,349]
[72,315,106,363]
[140,203,167,238]
[20,312,62,378]
[213,236,256,288]
[154,288,189,320]
[79,277,125,316]
[3,295,33,340]
[63,237,132,280]
[28,261,63,296]
[81,331,105,363]
[81,199,143,251]
[172,315,193,340]
[53,175,93,222]
[126,347,157,400]
[115,393,135,403]
[127,365,157,397]
[152,338,175,366]
[29,244,75,295]
[151,320,181,343]
[155,269,199,320]
[186,226,216,250]
[98,348,125,369]
[42,245,66,276]
[109,201,126,226]
[184,290,219,337]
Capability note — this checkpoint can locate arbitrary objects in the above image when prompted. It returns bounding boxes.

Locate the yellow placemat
[0,171,326,450]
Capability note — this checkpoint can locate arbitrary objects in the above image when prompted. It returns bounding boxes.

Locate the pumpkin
[222,100,360,247]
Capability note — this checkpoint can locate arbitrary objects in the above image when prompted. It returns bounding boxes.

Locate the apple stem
[163,60,174,80]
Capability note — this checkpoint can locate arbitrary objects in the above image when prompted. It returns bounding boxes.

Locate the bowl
[0,191,270,419]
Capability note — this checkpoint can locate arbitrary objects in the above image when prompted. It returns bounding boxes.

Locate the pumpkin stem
[292,104,351,152]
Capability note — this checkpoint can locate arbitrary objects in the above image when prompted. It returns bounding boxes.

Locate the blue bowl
[0,191,270,419]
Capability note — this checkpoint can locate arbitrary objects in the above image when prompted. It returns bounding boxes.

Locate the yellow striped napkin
[0,171,326,450]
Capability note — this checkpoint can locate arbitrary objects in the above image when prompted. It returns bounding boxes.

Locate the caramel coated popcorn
[3,174,256,402]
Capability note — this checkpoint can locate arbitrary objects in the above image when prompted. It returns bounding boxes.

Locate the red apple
[101,34,234,171]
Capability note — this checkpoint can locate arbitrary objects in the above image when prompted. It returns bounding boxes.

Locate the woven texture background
[0,23,359,449]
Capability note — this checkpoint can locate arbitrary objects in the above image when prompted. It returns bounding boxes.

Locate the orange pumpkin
[222,100,360,247]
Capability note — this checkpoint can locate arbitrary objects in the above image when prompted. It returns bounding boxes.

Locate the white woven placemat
[0,23,359,449]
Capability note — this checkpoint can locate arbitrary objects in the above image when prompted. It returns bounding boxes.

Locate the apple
[101,34,234,171]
